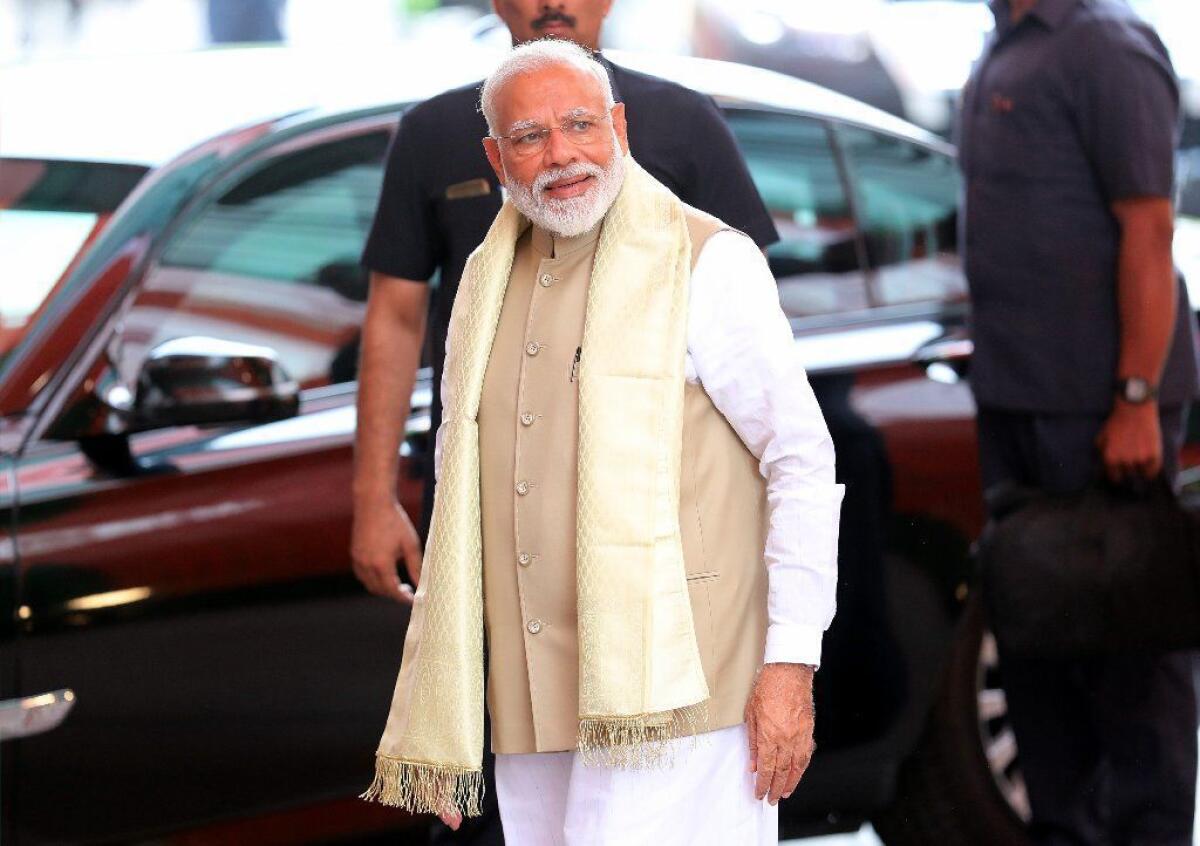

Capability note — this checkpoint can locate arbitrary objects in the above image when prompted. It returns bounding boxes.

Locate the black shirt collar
[594,52,625,104]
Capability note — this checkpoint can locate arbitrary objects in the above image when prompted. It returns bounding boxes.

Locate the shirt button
[525,341,540,356]
[539,273,555,288]
[520,412,535,426]
[518,551,532,567]
[515,480,530,496]
[527,619,542,634]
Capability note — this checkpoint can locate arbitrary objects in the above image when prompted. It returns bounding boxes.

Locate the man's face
[491,0,613,51]
[483,64,630,237]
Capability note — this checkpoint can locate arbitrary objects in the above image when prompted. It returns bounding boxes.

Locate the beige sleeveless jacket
[477,206,769,753]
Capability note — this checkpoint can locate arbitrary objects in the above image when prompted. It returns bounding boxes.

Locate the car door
[11,114,429,844]
[725,108,982,829]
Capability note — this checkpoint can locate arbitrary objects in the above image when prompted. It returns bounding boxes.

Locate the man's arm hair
[1111,196,1176,386]
[353,271,430,507]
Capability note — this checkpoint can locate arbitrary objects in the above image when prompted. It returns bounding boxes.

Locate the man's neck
[1008,0,1038,23]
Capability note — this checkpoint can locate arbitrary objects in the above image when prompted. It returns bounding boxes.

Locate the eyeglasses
[491,111,613,158]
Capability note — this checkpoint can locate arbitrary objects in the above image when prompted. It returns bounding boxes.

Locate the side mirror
[129,336,299,432]
[0,689,75,742]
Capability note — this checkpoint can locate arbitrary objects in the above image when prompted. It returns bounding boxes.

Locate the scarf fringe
[359,756,484,817]
[577,700,710,769]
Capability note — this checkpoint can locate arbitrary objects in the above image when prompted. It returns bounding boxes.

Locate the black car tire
[872,596,1030,846]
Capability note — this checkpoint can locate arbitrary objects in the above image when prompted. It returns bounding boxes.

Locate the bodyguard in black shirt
[350,2,777,842]
[960,1,1199,843]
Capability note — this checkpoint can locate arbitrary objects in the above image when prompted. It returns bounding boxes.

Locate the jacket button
[539,273,555,288]
[527,619,542,634]
[518,552,532,567]
[516,480,530,495]
[520,412,535,426]
[525,341,540,356]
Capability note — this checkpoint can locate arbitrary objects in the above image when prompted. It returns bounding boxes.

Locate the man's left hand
[1096,399,1162,483]
[745,662,815,805]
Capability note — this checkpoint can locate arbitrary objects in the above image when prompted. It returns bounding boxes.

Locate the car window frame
[25,110,405,448]
[719,108,967,374]
[722,104,874,320]
[721,104,963,336]
[830,119,962,309]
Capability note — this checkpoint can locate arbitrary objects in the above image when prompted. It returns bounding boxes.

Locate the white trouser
[494,722,779,846]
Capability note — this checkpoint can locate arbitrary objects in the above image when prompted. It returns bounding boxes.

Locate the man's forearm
[353,273,428,506]
[1113,197,1177,387]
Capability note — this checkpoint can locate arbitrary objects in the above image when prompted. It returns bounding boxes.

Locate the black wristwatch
[1115,376,1158,404]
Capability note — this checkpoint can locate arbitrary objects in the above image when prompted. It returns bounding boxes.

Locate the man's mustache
[532,9,577,30]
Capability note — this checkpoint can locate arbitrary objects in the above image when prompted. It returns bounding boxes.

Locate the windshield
[1,158,146,366]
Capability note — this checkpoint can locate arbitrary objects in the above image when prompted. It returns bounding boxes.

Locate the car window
[725,110,868,318]
[836,125,965,307]
[0,159,146,369]
[119,130,389,392]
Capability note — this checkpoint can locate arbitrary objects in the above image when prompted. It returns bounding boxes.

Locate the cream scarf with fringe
[361,156,710,817]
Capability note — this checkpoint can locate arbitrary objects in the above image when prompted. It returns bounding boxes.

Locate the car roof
[1,44,945,167]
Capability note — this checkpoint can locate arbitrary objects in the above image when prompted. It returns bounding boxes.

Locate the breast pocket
[437,190,501,255]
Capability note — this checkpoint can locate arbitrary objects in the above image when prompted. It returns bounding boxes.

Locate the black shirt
[362,55,778,409]
[958,0,1198,413]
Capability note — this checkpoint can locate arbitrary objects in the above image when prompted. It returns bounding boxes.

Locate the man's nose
[541,126,578,169]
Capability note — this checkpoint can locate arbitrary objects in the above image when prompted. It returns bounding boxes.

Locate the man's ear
[483,137,507,185]
[612,103,629,155]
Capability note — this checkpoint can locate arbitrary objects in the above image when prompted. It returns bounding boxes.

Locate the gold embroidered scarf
[361,156,709,818]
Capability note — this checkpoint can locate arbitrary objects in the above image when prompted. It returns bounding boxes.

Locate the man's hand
[352,272,429,604]
[438,810,462,831]
[351,498,423,604]
[1096,399,1162,483]
[745,662,816,805]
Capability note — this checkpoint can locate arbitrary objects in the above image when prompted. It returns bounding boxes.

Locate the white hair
[480,39,615,136]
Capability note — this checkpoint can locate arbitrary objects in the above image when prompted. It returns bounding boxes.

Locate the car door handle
[914,337,974,365]
[913,336,973,384]
[0,688,76,741]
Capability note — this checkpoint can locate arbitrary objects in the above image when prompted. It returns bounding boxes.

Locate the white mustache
[534,162,605,195]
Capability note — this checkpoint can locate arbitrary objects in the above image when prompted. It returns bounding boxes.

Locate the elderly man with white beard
[361,39,844,845]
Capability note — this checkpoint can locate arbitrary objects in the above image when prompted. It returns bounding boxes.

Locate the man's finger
[767,742,791,805]
[378,560,415,604]
[781,745,802,800]
[389,578,416,605]
[440,810,462,831]
[784,740,813,799]
[356,563,384,597]
[402,552,423,587]
[755,743,778,801]
[400,538,424,585]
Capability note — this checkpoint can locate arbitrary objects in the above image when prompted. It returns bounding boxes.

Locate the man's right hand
[352,272,429,604]
[351,498,423,604]
[438,810,462,831]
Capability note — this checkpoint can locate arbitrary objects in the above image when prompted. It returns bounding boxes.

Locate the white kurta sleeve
[687,230,844,668]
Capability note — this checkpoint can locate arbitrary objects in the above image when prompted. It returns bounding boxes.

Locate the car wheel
[871,595,1031,846]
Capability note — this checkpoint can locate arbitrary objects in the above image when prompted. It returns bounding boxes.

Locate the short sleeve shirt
[957,0,1198,413]
[361,55,779,432]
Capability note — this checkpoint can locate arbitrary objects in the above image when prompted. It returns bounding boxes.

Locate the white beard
[503,136,626,239]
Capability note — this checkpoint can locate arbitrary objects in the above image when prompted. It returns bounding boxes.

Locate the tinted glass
[124,130,389,391]
[726,110,868,317]
[837,125,965,307]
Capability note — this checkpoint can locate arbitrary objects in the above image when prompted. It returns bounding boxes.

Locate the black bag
[978,476,1200,659]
